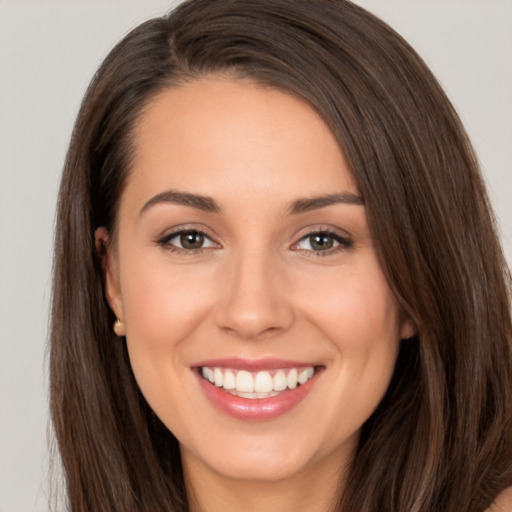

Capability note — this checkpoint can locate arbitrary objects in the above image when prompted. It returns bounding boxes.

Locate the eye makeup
[156,227,219,255]
[291,229,353,255]
[155,224,354,258]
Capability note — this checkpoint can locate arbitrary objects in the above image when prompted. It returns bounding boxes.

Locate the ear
[95,227,125,335]
[399,311,417,340]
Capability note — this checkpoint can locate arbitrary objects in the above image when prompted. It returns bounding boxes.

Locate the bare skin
[487,487,512,512]
[184,453,346,512]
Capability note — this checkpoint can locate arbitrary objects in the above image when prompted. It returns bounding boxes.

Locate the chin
[179,421,357,485]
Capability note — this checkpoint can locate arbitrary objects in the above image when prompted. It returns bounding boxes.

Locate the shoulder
[486,487,512,512]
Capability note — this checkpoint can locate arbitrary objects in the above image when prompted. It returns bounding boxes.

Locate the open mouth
[200,366,317,399]
[193,359,324,420]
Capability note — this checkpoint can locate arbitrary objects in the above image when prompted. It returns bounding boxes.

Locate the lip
[193,358,323,421]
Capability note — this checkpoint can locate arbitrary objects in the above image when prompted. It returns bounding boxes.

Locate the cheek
[117,253,217,410]
[117,256,215,430]
[296,263,401,418]
[120,256,213,346]
[298,263,401,349]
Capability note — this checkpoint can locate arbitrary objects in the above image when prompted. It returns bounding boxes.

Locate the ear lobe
[399,312,417,340]
[95,227,124,324]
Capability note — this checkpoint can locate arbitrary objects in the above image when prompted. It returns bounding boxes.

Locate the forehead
[125,76,359,212]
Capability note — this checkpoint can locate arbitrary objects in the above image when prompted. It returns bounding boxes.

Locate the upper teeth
[201,366,315,394]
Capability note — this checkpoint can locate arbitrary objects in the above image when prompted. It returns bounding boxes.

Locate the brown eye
[293,230,353,253]
[309,233,334,251]
[157,229,218,252]
[180,231,205,249]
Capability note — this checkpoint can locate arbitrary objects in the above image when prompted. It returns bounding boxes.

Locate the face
[100,77,414,488]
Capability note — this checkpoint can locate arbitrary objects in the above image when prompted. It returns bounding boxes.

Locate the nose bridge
[216,242,294,339]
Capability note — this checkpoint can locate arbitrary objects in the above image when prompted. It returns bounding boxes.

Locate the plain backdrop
[0,1,510,510]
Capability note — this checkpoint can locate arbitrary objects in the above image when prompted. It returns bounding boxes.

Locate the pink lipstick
[193,358,323,421]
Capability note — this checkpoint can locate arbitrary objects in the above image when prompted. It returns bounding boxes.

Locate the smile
[201,366,316,398]
[194,360,323,420]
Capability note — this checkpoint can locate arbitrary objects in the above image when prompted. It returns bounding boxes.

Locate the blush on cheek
[306,289,399,346]
[122,269,191,341]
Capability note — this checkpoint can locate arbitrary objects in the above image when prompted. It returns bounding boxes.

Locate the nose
[214,250,295,340]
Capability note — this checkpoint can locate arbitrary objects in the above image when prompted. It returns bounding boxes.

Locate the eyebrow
[139,189,364,217]
[287,192,364,214]
[140,190,221,216]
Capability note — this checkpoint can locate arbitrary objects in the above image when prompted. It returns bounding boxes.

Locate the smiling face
[100,77,413,494]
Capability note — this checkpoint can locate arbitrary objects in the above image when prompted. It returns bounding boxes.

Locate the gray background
[0,1,510,510]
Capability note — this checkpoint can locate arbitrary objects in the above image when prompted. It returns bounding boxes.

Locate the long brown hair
[50,1,512,510]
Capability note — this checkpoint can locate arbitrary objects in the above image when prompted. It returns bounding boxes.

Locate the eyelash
[156,228,219,255]
[156,228,353,256]
[291,229,353,256]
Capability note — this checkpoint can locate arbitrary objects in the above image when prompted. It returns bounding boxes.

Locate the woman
[50,0,512,510]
